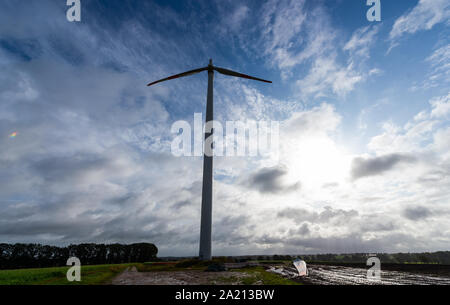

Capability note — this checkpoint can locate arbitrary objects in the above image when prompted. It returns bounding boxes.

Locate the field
[267,262,450,285]
[2,259,450,285]
[0,261,298,285]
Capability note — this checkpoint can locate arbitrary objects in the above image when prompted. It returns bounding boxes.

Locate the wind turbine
[147,59,271,260]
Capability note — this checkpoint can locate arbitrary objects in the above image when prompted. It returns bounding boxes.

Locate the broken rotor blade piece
[213,66,272,83]
[147,66,208,86]
[293,259,308,277]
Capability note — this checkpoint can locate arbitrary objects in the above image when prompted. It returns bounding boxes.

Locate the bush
[175,259,202,268]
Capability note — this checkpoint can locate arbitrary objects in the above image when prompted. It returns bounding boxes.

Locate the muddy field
[110,263,450,285]
[268,263,450,285]
[111,266,252,285]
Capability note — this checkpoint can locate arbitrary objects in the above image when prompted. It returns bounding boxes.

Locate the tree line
[0,243,158,270]
[294,252,450,264]
[267,252,450,264]
[214,252,450,264]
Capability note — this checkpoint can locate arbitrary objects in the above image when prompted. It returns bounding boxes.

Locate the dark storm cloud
[169,181,203,211]
[0,203,38,220]
[358,216,397,232]
[95,213,170,242]
[403,206,432,221]
[297,223,310,235]
[256,232,420,254]
[251,166,285,191]
[0,193,196,246]
[0,219,96,238]
[417,169,449,184]
[277,206,358,224]
[213,215,252,245]
[172,200,192,210]
[247,166,300,194]
[0,192,141,241]
[31,153,108,182]
[287,235,377,253]
[106,193,136,206]
[351,153,416,180]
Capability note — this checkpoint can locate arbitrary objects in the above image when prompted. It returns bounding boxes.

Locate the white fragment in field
[293,259,308,276]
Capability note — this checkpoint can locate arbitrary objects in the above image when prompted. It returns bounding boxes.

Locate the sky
[0,0,449,256]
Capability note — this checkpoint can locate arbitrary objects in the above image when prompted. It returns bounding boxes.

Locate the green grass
[0,263,134,285]
[134,261,205,272]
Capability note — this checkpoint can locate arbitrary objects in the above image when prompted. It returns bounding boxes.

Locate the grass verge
[0,263,134,285]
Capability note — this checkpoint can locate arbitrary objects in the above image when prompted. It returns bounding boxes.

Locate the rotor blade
[214,66,272,83]
[147,67,208,86]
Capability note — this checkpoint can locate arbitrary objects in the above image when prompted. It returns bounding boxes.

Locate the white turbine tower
[147,59,271,260]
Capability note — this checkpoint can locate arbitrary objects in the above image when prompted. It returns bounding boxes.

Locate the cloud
[252,1,379,99]
[31,153,113,183]
[256,232,422,254]
[277,206,358,225]
[403,206,432,221]
[283,103,341,136]
[433,127,450,155]
[422,44,450,89]
[389,0,450,47]
[227,5,249,31]
[430,92,450,118]
[344,25,379,59]
[260,0,307,63]
[351,153,416,180]
[410,44,450,91]
[269,16,332,71]
[358,214,397,232]
[368,92,450,156]
[296,56,363,98]
[296,223,310,236]
[322,182,339,189]
[213,215,252,246]
[172,200,192,210]
[246,165,300,194]
[368,120,437,155]
[216,81,297,122]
